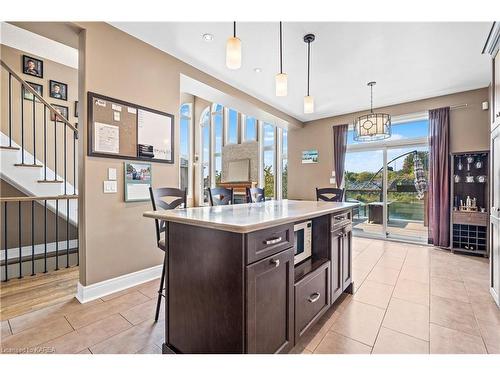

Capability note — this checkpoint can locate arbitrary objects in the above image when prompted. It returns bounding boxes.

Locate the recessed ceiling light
[202,33,214,42]
[254,68,262,73]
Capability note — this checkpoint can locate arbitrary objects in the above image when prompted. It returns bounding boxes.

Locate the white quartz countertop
[143,200,358,233]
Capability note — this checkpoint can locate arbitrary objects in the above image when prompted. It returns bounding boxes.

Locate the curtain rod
[450,103,468,110]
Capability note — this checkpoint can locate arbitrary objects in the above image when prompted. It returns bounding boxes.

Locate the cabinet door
[494,52,500,129]
[342,227,353,291]
[246,248,294,353]
[331,229,343,302]
[491,218,500,306]
[492,127,500,220]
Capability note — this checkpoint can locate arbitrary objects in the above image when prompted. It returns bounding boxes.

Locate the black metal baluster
[44,106,47,180]
[64,124,67,194]
[55,199,59,270]
[73,133,76,195]
[21,89,24,164]
[18,201,22,279]
[32,98,36,165]
[4,202,8,281]
[54,119,57,181]
[66,198,69,268]
[31,200,35,276]
[8,73,12,147]
[44,199,47,273]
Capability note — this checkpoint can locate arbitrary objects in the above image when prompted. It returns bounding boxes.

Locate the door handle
[308,292,321,303]
[270,258,280,268]
[264,237,282,245]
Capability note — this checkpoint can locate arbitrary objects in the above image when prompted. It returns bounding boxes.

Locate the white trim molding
[76,264,162,303]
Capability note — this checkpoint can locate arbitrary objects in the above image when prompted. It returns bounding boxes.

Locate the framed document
[124,162,152,202]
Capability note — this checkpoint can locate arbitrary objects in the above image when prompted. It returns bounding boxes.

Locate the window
[200,107,211,205]
[245,116,257,142]
[227,108,238,144]
[262,123,276,199]
[212,104,224,184]
[179,103,192,196]
[281,129,288,199]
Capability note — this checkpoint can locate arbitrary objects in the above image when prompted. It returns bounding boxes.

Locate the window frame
[179,103,193,198]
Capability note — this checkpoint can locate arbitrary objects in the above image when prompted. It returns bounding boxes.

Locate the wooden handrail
[0,195,79,202]
[0,59,78,134]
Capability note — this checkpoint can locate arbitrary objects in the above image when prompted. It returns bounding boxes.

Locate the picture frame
[50,104,69,122]
[302,150,319,164]
[22,82,43,101]
[74,101,79,118]
[124,161,152,202]
[49,80,68,101]
[22,55,43,78]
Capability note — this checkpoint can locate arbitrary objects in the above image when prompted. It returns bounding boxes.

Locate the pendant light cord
[279,22,283,74]
[370,84,373,113]
[233,21,236,38]
[307,40,311,96]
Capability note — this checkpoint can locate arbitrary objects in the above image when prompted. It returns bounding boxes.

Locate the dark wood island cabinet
[144,200,358,354]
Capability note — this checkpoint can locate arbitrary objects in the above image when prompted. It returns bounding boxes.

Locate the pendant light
[303,34,315,114]
[275,22,287,96]
[226,21,241,70]
[353,82,391,142]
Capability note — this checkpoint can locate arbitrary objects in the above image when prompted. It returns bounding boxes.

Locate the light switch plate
[108,168,117,181]
[329,178,336,185]
[103,180,117,193]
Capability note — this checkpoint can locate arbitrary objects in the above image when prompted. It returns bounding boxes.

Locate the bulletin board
[87,92,174,164]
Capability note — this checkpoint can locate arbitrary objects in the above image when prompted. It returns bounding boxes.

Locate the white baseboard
[76,264,162,303]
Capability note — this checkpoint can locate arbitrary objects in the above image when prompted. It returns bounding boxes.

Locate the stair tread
[0,146,20,150]
[37,179,64,183]
[13,163,43,167]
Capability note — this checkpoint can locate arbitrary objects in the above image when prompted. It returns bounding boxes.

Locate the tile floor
[0,237,498,354]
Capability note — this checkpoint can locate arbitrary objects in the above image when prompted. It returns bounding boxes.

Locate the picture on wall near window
[22,82,43,101]
[22,55,43,78]
[50,104,69,122]
[302,150,319,164]
[49,80,68,100]
[124,162,152,202]
[74,101,79,117]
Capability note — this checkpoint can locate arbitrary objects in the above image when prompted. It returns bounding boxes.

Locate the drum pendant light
[275,22,288,96]
[303,34,315,114]
[226,21,241,69]
[353,82,391,141]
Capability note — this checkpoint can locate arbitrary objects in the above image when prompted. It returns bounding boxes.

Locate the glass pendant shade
[226,37,241,69]
[353,112,391,141]
[275,73,288,96]
[304,95,314,114]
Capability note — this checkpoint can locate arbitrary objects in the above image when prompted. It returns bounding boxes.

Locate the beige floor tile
[353,280,394,309]
[41,314,132,354]
[372,327,429,354]
[469,297,500,325]
[314,331,372,354]
[430,278,469,303]
[463,277,492,301]
[136,343,162,354]
[136,279,161,299]
[393,278,429,306]
[78,348,92,354]
[121,298,164,326]
[1,320,12,338]
[430,265,462,282]
[376,255,405,270]
[89,320,164,354]
[399,264,429,284]
[366,266,400,286]
[0,316,73,352]
[477,319,500,354]
[404,253,430,269]
[330,300,385,346]
[430,295,480,336]
[382,297,429,341]
[353,258,378,271]
[65,291,150,329]
[100,286,139,301]
[430,323,487,354]
[292,309,340,353]
[352,266,371,292]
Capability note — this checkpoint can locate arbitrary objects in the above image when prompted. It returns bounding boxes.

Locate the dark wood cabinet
[342,225,353,291]
[331,228,343,302]
[246,248,294,354]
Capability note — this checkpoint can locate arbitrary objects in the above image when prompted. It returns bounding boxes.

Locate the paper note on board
[94,122,119,154]
[137,109,171,161]
[112,104,122,112]
[126,183,150,201]
[113,111,121,121]
[95,99,106,107]
[128,107,137,114]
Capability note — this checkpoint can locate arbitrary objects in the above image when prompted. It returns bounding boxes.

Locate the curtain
[428,107,450,247]
[333,124,348,188]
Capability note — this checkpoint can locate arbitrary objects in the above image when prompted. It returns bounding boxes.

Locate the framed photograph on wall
[22,82,43,101]
[49,80,68,101]
[124,161,152,202]
[302,150,319,164]
[50,104,69,122]
[22,55,43,78]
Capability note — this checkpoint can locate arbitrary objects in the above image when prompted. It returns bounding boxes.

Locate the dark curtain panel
[428,107,450,247]
[333,124,348,188]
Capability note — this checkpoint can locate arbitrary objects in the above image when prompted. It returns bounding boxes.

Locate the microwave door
[295,228,305,256]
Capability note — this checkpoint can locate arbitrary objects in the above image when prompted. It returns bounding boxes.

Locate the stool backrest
[246,187,265,203]
[149,187,187,243]
[316,187,344,202]
[208,187,234,206]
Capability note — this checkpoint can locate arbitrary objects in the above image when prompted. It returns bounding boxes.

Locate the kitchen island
[143,200,358,354]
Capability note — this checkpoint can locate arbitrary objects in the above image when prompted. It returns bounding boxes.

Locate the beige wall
[288,88,490,200]
[76,22,302,285]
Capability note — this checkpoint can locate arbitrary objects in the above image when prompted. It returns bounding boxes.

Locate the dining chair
[149,187,187,322]
[316,187,345,202]
[208,187,234,206]
[246,187,265,203]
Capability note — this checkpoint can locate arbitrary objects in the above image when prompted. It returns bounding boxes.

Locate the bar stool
[149,187,187,322]
[246,187,265,203]
[316,187,345,202]
[208,187,234,206]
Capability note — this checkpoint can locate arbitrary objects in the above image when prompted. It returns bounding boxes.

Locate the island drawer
[294,260,330,342]
[245,223,294,264]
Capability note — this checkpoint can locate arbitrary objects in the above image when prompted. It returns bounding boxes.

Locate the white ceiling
[111,22,492,123]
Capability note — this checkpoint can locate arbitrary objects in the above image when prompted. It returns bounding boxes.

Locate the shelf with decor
[450,151,489,256]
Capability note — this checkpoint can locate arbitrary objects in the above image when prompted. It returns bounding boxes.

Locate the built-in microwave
[294,220,312,265]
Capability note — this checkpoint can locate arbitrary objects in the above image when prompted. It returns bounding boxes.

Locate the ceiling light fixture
[226,21,241,70]
[202,33,214,41]
[275,22,288,97]
[303,33,315,114]
[254,67,262,73]
[353,82,391,142]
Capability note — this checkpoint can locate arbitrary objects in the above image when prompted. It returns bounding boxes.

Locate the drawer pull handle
[264,237,282,245]
[308,292,321,303]
[270,258,280,267]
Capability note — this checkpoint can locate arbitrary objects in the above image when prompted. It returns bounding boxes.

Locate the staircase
[0,59,79,281]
